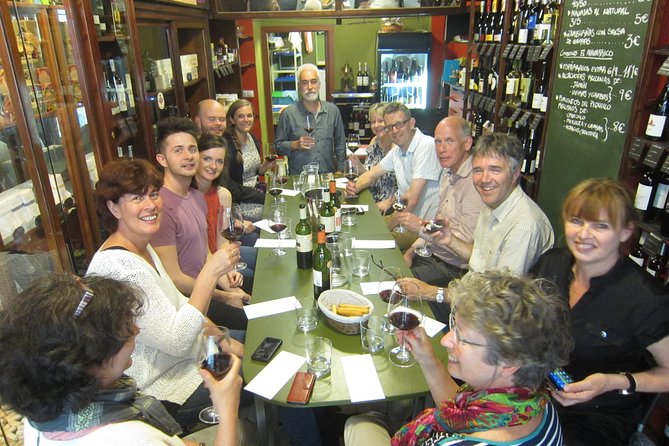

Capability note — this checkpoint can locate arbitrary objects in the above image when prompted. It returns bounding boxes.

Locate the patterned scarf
[392,385,548,446]
[30,376,181,437]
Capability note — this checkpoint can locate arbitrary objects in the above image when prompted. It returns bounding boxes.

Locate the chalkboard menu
[537,0,654,231]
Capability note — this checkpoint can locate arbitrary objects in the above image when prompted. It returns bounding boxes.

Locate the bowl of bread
[318,289,374,335]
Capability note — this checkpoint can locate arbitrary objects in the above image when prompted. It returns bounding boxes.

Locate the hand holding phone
[251,337,283,363]
[547,368,574,391]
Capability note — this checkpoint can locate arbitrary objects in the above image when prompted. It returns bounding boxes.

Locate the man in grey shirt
[275,63,346,175]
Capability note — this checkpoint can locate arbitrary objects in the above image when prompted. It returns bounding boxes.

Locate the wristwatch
[435,287,445,304]
[619,372,636,395]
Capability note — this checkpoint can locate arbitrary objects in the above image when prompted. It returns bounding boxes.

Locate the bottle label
[540,95,548,112]
[634,183,653,210]
[296,234,312,253]
[321,215,335,233]
[645,114,666,138]
[518,29,529,44]
[506,78,519,95]
[313,269,323,287]
[653,183,669,209]
[335,208,342,232]
[629,254,644,267]
[646,266,657,277]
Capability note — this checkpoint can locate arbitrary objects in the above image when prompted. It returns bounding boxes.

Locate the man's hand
[396,212,424,233]
[297,135,315,150]
[403,248,415,267]
[397,277,438,301]
[551,373,612,406]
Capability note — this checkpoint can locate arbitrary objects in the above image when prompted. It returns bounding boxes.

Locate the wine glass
[344,159,359,199]
[267,168,283,204]
[304,114,315,136]
[387,281,423,367]
[346,133,360,156]
[196,325,232,424]
[219,204,247,270]
[268,205,288,256]
[415,217,445,258]
[265,143,277,163]
[392,190,408,233]
[377,267,402,334]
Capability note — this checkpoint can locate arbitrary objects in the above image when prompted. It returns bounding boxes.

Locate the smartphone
[251,337,283,363]
[547,368,574,391]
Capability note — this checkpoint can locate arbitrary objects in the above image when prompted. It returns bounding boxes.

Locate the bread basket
[318,289,374,335]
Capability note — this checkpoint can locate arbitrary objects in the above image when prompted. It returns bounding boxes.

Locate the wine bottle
[474,0,486,42]
[532,61,548,111]
[628,233,648,268]
[634,168,655,215]
[356,62,363,93]
[649,172,669,221]
[485,0,496,43]
[532,0,547,45]
[505,59,522,107]
[329,180,342,233]
[494,0,504,43]
[363,62,370,93]
[487,56,499,98]
[645,80,669,141]
[520,60,534,109]
[320,189,335,234]
[509,0,521,43]
[312,225,331,300]
[518,0,530,44]
[296,204,313,269]
[526,0,538,44]
[646,244,667,281]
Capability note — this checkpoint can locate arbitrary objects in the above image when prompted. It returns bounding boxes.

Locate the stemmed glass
[344,159,359,199]
[304,114,315,136]
[415,215,445,258]
[267,169,283,204]
[387,281,423,367]
[346,133,360,155]
[377,267,402,334]
[197,325,232,424]
[392,190,408,233]
[268,205,288,256]
[265,143,277,163]
[219,204,247,270]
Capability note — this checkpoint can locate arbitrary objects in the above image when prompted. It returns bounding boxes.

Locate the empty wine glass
[392,190,408,233]
[387,281,423,367]
[197,325,232,423]
[219,204,248,270]
[415,215,445,258]
[268,205,288,256]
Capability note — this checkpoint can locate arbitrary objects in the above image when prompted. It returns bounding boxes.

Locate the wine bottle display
[296,204,313,269]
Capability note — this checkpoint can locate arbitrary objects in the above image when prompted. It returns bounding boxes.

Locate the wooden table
[244,181,447,445]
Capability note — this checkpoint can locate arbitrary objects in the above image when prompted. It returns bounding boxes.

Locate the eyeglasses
[299,79,319,87]
[383,118,411,133]
[73,276,94,319]
[449,312,488,348]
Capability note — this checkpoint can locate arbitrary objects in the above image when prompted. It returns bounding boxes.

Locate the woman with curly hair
[0,274,243,446]
[222,99,273,221]
[345,270,573,445]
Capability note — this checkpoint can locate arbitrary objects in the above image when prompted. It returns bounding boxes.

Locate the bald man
[194,99,227,136]
[398,116,484,288]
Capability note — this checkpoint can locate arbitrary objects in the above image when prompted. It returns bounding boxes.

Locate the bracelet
[618,372,636,395]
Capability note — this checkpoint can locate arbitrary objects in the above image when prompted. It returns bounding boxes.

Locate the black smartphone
[547,368,574,391]
[251,337,283,363]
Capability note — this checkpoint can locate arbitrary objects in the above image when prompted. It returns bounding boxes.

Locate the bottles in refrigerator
[645,79,669,141]
[313,225,331,300]
[296,204,313,269]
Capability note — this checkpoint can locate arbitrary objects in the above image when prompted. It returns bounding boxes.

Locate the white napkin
[244,351,306,400]
[254,219,275,233]
[352,239,396,249]
[280,188,300,197]
[243,296,298,319]
[341,355,385,403]
[254,239,297,248]
[360,281,394,296]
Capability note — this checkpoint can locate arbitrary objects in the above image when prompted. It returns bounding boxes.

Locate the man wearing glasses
[194,99,227,136]
[275,63,346,175]
[346,102,441,248]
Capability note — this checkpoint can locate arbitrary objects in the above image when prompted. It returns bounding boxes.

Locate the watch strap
[435,287,445,304]
[619,372,636,395]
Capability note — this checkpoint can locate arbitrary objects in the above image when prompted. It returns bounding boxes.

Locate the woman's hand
[226,271,244,288]
[551,373,611,406]
[199,353,242,417]
[258,159,276,175]
[401,327,438,366]
[208,244,240,276]
[243,220,256,234]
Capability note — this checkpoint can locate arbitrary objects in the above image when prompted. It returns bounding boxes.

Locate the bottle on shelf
[356,62,364,93]
[296,204,313,269]
[485,0,496,43]
[474,0,486,42]
[532,0,547,45]
[505,59,522,107]
[312,225,331,300]
[509,0,522,44]
[648,171,669,221]
[493,0,504,44]
[320,189,335,234]
[520,60,535,109]
[532,60,548,112]
[518,0,531,44]
[628,232,648,268]
[634,167,656,219]
[487,56,499,98]
[362,62,370,93]
[646,243,667,282]
[526,0,539,44]
[645,79,669,141]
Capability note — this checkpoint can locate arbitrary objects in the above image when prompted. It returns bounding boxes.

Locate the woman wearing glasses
[222,99,273,221]
[345,270,572,445]
[529,178,669,445]
[0,274,246,446]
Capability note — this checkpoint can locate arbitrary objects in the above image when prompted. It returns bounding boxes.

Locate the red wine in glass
[270,223,287,233]
[304,126,314,135]
[345,173,358,181]
[222,227,244,242]
[423,219,445,234]
[277,176,289,185]
[268,188,283,198]
[379,289,391,303]
[389,311,421,330]
[201,351,232,380]
[266,154,277,162]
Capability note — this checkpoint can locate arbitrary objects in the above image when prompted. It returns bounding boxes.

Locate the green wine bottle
[296,204,313,269]
[329,180,341,232]
[320,189,335,234]
[313,225,331,300]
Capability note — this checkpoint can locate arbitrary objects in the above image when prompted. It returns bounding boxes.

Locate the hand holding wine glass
[301,115,316,149]
[344,159,359,199]
[265,143,278,163]
[197,325,233,424]
[387,281,423,367]
[219,204,247,271]
[415,212,444,258]
[392,191,409,233]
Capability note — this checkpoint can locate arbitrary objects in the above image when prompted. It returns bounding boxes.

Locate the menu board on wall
[537,0,653,228]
